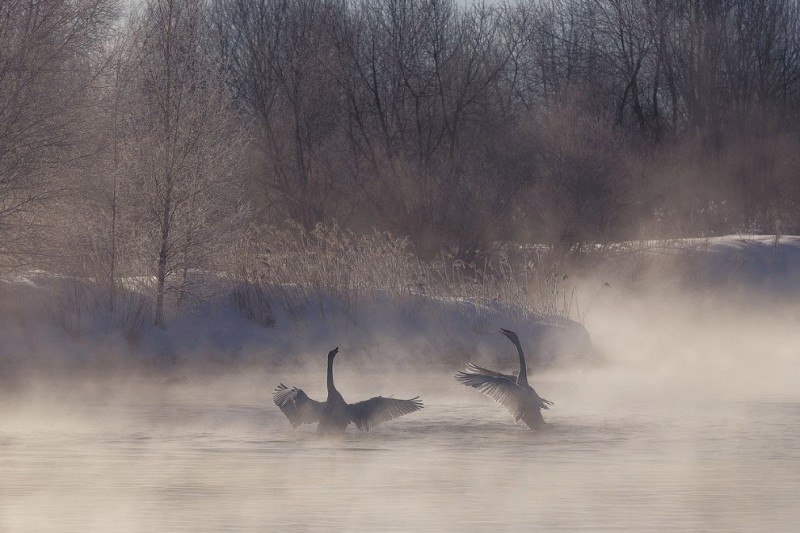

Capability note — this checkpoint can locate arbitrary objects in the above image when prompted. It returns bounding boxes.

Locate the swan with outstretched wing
[455,329,552,430]
[274,347,423,434]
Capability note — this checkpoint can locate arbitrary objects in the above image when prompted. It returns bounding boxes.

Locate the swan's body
[273,347,423,434]
[455,329,552,430]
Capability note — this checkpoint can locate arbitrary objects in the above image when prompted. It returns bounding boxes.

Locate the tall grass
[231,223,573,326]
[46,276,152,347]
[9,224,577,344]
[0,270,153,348]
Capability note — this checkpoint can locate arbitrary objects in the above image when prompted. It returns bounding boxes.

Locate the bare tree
[215,0,349,229]
[214,0,800,251]
[0,0,117,267]
[122,0,247,327]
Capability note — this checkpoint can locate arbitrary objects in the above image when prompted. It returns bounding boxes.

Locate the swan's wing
[348,396,423,432]
[273,384,324,427]
[463,362,517,382]
[456,364,552,410]
[455,366,532,420]
[520,379,553,409]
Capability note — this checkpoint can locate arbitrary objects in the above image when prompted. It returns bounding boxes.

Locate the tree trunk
[155,180,173,328]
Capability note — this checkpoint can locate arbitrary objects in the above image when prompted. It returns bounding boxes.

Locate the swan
[455,328,552,430]
[274,347,423,434]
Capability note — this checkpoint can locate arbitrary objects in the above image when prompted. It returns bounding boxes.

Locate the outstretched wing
[455,367,527,420]
[456,363,552,411]
[273,384,324,427]
[348,396,423,432]
[461,362,517,382]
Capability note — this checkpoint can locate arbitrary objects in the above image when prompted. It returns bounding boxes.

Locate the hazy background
[3,0,800,295]
[2,1,800,531]
[2,0,800,337]
[1,272,798,532]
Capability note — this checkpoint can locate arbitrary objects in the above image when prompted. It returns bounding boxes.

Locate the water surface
[1,372,798,532]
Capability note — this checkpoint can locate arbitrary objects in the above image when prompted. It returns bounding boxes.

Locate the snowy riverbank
[2,234,799,379]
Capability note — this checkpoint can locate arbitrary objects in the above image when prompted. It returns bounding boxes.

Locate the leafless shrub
[229,223,575,326]
[40,275,152,347]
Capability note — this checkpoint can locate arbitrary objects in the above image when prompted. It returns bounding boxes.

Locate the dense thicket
[0,0,116,265]
[2,0,800,325]
[212,0,800,255]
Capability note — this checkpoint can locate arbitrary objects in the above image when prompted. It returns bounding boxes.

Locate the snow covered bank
[581,234,800,296]
[0,271,591,381]
[4,234,798,381]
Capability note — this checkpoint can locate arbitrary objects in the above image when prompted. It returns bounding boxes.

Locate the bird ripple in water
[273,347,424,435]
[455,328,553,431]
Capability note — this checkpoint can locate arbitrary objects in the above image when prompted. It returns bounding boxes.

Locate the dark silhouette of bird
[455,328,553,430]
[273,347,423,434]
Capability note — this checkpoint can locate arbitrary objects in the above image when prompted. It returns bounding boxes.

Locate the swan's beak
[499,328,519,343]
[328,347,339,358]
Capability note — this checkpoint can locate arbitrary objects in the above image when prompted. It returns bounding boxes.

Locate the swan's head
[499,328,520,344]
[327,347,339,360]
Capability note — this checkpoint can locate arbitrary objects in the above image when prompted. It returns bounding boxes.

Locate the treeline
[2,0,800,323]
[213,0,800,251]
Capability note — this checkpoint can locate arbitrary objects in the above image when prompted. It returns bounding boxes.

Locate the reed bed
[230,223,573,326]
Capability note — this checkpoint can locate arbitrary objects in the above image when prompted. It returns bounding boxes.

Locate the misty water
[2,294,799,531]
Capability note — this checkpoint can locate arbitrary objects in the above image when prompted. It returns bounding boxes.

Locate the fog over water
[1,286,799,531]
[4,0,800,528]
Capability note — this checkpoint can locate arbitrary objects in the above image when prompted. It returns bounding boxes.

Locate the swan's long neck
[327,353,338,398]
[515,341,529,386]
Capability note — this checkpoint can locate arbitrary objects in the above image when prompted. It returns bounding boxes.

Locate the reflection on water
[1,377,799,532]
